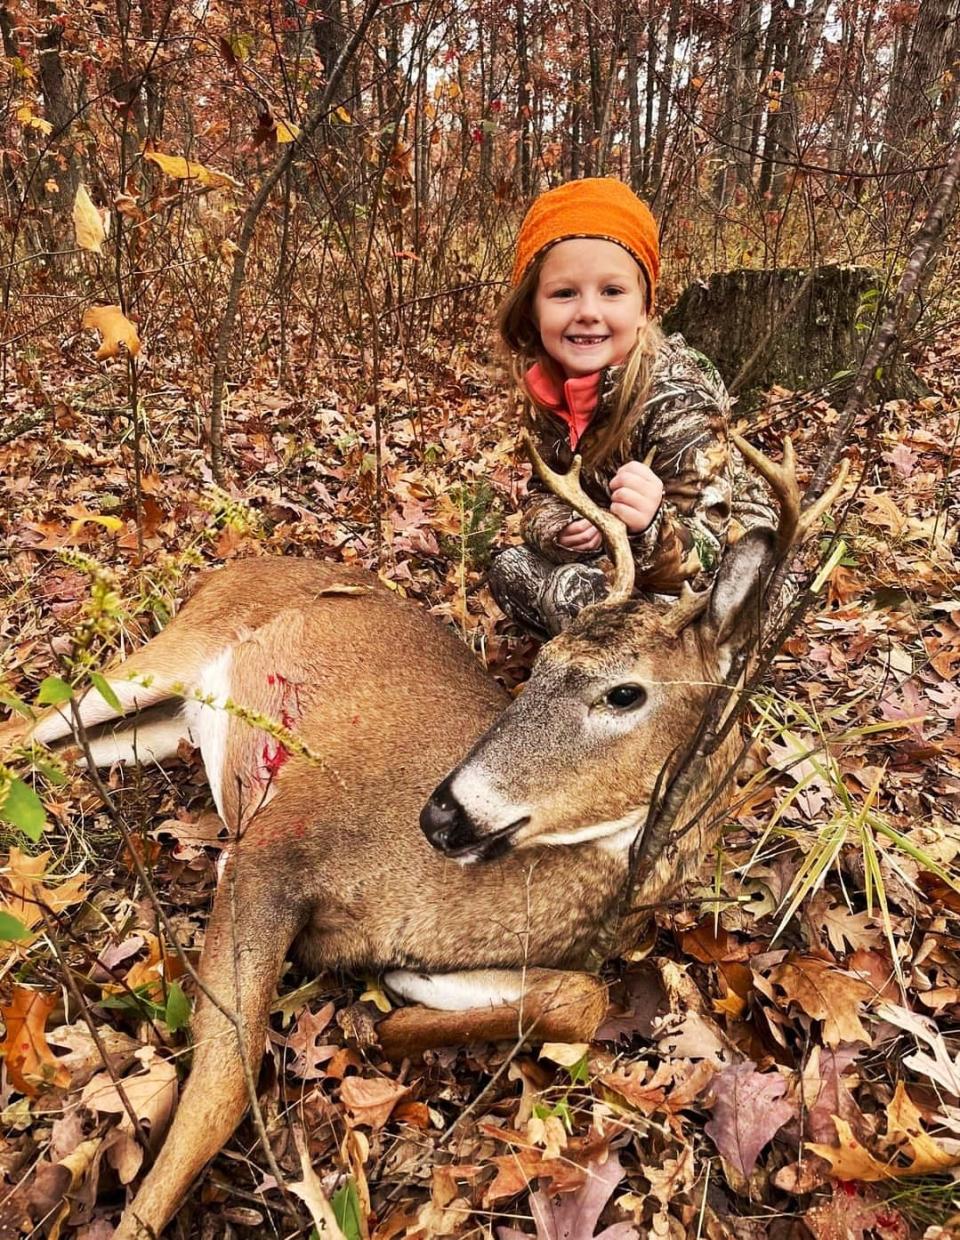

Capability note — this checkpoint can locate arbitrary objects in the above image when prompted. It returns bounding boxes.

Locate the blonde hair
[497,253,664,475]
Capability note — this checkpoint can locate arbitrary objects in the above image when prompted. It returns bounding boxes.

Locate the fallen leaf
[808,1082,960,1180]
[803,892,877,955]
[24,1137,101,1240]
[883,442,917,478]
[288,1124,347,1239]
[704,1062,795,1176]
[100,932,184,1004]
[81,1046,178,1182]
[539,1042,589,1069]
[861,490,909,537]
[484,1148,584,1206]
[340,1075,410,1128]
[0,986,70,1094]
[679,924,749,964]
[81,305,141,360]
[0,848,88,940]
[284,1000,338,1079]
[496,1149,637,1239]
[802,1046,862,1145]
[769,955,872,1046]
[47,1023,140,1089]
[639,1144,695,1237]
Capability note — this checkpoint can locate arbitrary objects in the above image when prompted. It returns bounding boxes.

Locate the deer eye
[604,684,647,710]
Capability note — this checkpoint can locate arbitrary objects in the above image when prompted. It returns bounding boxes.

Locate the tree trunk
[650,0,680,197]
[882,0,960,191]
[36,2,81,239]
[662,265,924,402]
[515,0,532,195]
[627,12,642,191]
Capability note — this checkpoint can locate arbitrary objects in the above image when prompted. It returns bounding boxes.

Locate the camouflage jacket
[521,333,775,593]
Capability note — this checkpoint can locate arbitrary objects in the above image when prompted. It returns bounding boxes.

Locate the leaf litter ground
[0,330,958,1238]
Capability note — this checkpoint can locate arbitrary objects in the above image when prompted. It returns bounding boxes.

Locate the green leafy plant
[101,980,191,1033]
[438,480,502,571]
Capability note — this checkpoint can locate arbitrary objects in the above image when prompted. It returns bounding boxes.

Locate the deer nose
[420,783,479,856]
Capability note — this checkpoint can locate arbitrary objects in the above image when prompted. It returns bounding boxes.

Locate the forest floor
[0,321,959,1239]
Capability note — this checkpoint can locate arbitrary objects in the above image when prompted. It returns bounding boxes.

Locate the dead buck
[0,434,845,1239]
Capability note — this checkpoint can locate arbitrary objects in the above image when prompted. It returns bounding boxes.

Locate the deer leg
[115,859,305,1240]
[379,968,608,1061]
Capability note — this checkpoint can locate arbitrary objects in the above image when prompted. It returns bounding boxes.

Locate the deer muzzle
[420,777,527,861]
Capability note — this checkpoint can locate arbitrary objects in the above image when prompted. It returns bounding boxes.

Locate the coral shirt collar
[525,363,601,449]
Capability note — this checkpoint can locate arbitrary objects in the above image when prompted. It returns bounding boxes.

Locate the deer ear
[702,527,778,651]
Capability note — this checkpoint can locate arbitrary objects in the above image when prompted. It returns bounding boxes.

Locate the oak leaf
[482,1130,610,1206]
[81,305,141,359]
[704,1062,795,1176]
[73,184,106,253]
[0,986,70,1094]
[639,1144,695,1236]
[0,848,87,941]
[340,1074,409,1128]
[769,955,872,1046]
[496,1149,637,1240]
[283,1000,338,1079]
[603,1060,714,1144]
[81,1046,178,1182]
[804,892,878,955]
[808,1082,960,1180]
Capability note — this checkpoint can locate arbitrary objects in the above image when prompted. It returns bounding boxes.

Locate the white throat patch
[534,805,647,853]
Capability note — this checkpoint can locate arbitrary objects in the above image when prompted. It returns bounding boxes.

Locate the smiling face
[533,238,648,377]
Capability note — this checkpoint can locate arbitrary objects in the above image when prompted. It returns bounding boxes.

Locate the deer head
[420,432,847,862]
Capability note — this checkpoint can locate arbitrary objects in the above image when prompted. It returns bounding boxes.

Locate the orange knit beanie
[511,178,659,310]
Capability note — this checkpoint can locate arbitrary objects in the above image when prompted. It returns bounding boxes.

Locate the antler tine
[731,432,802,554]
[732,431,849,553]
[522,430,635,603]
[662,581,710,637]
[795,457,850,539]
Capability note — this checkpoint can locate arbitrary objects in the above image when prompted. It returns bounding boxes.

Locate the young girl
[489,178,773,637]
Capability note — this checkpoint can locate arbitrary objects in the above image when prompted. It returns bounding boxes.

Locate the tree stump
[662,264,924,404]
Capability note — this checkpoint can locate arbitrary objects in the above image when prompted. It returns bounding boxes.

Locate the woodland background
[1,0,960,1237]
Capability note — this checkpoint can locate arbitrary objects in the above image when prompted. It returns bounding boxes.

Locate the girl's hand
[557,517,602,552]
[609,460,664,533]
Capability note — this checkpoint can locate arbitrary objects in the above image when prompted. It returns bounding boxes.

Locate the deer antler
[662,581,710,637]
[522,430,635,603]
[731,433,850,556]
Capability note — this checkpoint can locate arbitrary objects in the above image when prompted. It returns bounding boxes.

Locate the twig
[41,910,152,1156]
[0,412,45,446]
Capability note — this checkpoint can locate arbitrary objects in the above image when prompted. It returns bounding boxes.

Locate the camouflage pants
[488,546,610,637]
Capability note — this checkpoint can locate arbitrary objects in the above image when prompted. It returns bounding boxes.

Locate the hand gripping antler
[522,430,636,603]
[731,433,850,556]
